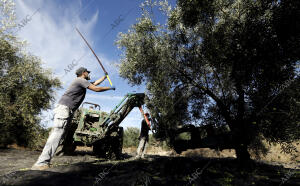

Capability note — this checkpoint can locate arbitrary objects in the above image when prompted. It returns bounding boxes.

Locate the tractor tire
[93,139,107,158]
[92,127,124,160]
[108,127,123,159]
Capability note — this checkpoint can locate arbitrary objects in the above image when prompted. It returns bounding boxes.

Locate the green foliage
[123,127,170,150]
[117,0,300,160]
[0,37,61,148]
[148,133,171,150]
[0,0,61,148]
[0,0,17,35]
[123,127,140,148]
[31,127,52,150]
[176,132,191,141]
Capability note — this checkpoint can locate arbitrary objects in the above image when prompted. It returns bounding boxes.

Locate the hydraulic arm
[101,93,147,135]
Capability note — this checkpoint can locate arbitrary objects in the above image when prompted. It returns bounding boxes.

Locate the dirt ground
[0,146,300,186]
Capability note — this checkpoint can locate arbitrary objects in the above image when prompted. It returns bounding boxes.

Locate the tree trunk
[235,143,252,169]
[230,118,252,168]
[236,144,250,161]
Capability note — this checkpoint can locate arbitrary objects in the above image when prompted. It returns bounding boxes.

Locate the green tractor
[57,93,145,159]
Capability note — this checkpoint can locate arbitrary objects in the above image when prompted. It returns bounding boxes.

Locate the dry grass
[181,148,236,158]
[7,140,300,168]
[123,140,300,169]
[7,144,29,150]
[67,141,300,166]
[179,140,300,169]
[256,141,300,164]
[123,146,176,156]
[75,146,93,152]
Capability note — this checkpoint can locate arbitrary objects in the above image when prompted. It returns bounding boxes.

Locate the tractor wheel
[108,127,123,159]
[93,139,107,158]
[93,127,124,160]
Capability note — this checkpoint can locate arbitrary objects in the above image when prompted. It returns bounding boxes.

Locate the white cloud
[14,1,118,83]
[14,1,143,129]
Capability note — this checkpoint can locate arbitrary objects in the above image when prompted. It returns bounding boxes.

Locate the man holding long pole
[32,67,115,170]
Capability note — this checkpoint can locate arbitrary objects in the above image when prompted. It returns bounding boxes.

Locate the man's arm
[92,75,106,86]
[88,84,112,92]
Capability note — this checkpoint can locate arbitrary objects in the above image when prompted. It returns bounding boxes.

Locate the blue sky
[14,0,176,129]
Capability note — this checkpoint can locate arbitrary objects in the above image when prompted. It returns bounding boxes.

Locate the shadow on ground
[0,148,299,186]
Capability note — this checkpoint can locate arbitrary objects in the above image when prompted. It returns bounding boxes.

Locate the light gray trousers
[34,104,73,166]
[137,137,148,157]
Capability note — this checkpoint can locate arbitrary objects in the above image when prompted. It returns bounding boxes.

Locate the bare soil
[0,146,299,186]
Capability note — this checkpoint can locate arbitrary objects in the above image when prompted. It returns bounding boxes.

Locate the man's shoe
[31,164,50,170]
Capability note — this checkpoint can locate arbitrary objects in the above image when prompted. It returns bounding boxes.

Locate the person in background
[136,113,151,159]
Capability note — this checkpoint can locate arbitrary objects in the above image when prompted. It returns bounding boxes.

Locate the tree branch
[175,65,233,126]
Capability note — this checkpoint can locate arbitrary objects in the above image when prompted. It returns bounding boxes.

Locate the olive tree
[0,0,61,148]
[117,0,300,163]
